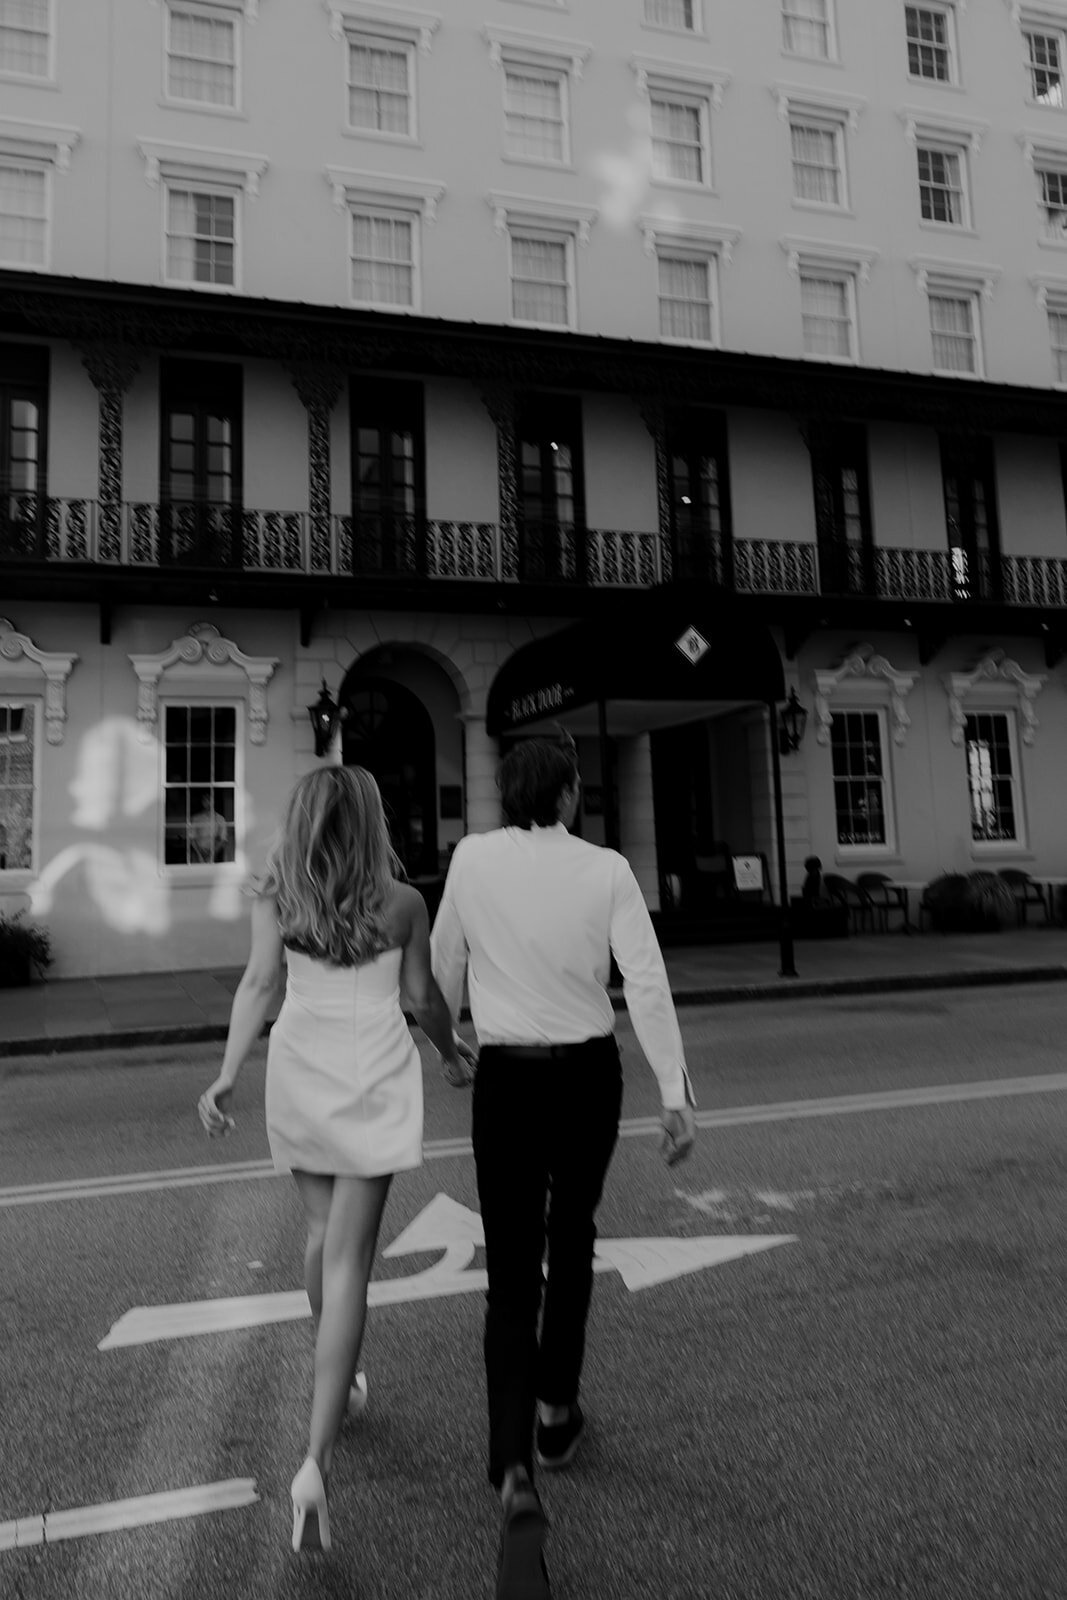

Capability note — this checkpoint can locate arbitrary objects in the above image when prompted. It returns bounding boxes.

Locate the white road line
[0,1479,258,1552]
[3,1072,1065,1210]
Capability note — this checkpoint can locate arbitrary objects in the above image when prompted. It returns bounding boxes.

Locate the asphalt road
[1,986,1065,1600]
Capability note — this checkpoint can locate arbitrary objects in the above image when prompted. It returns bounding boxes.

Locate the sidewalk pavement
[3,925,1067,1059]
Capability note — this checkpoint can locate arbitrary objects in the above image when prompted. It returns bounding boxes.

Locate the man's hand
[660,1105,696,1166]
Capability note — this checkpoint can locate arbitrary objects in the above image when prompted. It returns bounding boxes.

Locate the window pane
[511,235,569,323]
[965,712,1017,842]
[644,0,695,28]
[658,254,713,340]
[801,275,852,358]
[1027,29,1064,107]
[0,700,35,870]
[791,123,840,204]
[0,164,47,266]
[504,70,565,163]
[783,0,830,57]
[348,39,410,133]
[167,10,236,106]
[929,294,976,372]
[351,212,414,306]
[651,98,704,183]
[0,0,50,76]
[906,5,951,81]
[917,147,963,225]
[164,702,237,864]
[830,712,887,845]
[166,189,236,285]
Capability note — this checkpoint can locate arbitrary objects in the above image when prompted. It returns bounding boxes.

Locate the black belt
[483,1038,612,1061]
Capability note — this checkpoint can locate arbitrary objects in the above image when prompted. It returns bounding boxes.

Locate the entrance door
[517,394,585,582]
[807,423,875,597]
[667,410,732,586]
[0,346,48,560]
[340,679,438,878]
[941,435,1001,602]
[159,359,242,566]
[651,721,720,913]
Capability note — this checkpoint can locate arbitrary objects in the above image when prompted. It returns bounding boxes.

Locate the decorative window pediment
[944,649,1047,746]
[781,234,880,283]
[128,622,279,745]
[631,53,731,104]
[773,82,867,131]
[153,0,259,14]
[909,254,1002,300]
[137,137,269,197]
[639,215,741,262]
[813,644,919,747]
[0,116,80,173]
[327,1,440,51]
[898,106,989,154]
[326,165,445,221]
[485,24,591,76]
[0,619,77,746]
[487,189,597,244]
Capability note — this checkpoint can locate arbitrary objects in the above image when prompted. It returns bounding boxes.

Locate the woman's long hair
[261,766,400,966]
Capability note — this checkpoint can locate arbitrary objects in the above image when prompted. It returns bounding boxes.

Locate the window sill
[931,364,983,380]
[640,23,708,41]
[163,865,245,887]
[159,98,246,120]
[0,871,34,889]
[833,848,899,862]
[0,257,50,273]
[342,126,420,147]
[969,844,1033,860]
[650,177,718,195]
[1037,234,1067,250]
[162,275,242,295]
[658,334,720,349]
[800,351,859,366]
[501,154,576,173]
[349,296,421,315]
[0,71,58,90]
[792,200,855,216]
[781,50,841,69]
[918,220,978,237]
[506,315,576,333]
[906,75,964,93]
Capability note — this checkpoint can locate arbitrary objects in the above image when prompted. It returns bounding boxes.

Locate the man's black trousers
[472,1036,623,1488]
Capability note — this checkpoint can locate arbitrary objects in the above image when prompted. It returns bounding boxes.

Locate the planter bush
[0,910,54,987]
[923,871,1017,932]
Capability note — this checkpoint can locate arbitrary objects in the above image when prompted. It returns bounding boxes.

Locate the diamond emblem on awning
[675,625,710,665]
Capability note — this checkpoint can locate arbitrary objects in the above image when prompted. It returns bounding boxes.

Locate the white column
[617,732,660,911]
[460,713,501,834]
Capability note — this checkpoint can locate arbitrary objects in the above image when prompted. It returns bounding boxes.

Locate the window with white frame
[657,250,716,343]
[905,5,956,83]
[0,162,47,267]
[964,710,1020,844]
[800,271,855,359]
[928,287,980,373]
[350,207,416,307]
[650,91,709,185]
[917,143,968,226]
[1037,164,1067,239]
[504,65,568,164]
[165,186,236,286]
[644,0,699,31]
[347,32,414,137]
[1049,302,1067,380]
[0,700,35,872]
[1024,25,1065,107]
[790,119,846,206]
[509,231,572,326]
[0,0,50,79]
[165,5,238,109]
[782,0,833,59]
[163,703,238,866]
[830,710,891,848]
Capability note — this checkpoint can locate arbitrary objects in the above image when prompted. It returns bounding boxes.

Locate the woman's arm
[199,894,284,1135]
[398,888,472,1086]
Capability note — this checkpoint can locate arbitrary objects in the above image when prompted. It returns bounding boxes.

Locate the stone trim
[128,622,279,745]
[943,648,1047,746]
[0,619,78,746]
[813,643,919,747]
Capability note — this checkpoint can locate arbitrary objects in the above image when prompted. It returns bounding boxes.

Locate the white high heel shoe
[291,1457,330,1553]
[348,1370,368,1417]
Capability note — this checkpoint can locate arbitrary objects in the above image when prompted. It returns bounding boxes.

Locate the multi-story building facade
[4,0,1067,976]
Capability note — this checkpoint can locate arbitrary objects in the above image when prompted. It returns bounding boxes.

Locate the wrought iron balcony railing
[4,495,1067,608]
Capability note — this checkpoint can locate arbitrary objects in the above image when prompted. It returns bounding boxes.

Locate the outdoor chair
[822,874,877,934]
[997,869,1049,926]
[856,873,909,933]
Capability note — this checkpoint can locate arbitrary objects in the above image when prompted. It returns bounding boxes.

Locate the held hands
[441,1035,478,1089]
[198,1077,236,1138]
[660,1104,697,1167]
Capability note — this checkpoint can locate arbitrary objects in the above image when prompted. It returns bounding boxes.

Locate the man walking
[430,734,696,1600]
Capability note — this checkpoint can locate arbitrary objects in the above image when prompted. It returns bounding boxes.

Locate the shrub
[923,871,1017,932]
[966,871,1018,930]
[0,909,54,986]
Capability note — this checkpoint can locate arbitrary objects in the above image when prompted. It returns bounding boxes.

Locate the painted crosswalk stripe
[0,1479,259,1552]
[3,1072,1065,1211]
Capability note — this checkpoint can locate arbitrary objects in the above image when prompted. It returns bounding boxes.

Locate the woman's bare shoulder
[384,881,423,942]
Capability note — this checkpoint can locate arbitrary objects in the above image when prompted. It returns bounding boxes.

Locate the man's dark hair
[497,732,579,829]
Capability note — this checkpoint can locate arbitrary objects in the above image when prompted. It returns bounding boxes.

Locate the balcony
[3,495,1067,609]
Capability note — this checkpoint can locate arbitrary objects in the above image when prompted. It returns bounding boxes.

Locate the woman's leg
[293,1171,334,1326]
[307,1172,392,1476]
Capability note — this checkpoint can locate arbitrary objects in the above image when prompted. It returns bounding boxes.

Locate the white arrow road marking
[99,1193,795,1350]
[0,1480,258,1552]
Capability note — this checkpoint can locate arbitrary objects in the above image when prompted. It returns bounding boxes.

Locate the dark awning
[485,588,785,737]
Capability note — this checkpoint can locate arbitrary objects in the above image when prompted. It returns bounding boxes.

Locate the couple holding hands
[199,735,696,1599]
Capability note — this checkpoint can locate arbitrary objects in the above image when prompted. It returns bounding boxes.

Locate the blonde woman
[198,766,470,1554]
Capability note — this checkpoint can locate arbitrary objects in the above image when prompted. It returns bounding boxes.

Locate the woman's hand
[442,1037,477,1088]
[198,1078,236,1137]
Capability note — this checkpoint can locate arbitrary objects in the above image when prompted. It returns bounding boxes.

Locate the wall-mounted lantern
[308,680,339,758]
[778,687,808,755]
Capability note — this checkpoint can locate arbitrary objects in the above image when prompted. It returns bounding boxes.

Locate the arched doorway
[340,677,438,878]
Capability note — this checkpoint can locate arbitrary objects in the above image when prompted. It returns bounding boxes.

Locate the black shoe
[497,1481,550,1600]
[535,1404,584,1471]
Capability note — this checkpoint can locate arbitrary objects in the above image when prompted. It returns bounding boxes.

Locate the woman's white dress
[265,946,423,1177]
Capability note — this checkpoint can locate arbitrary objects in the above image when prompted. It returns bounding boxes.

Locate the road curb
[2,962,1066,1061]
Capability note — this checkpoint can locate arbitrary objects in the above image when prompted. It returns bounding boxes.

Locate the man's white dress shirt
[430,824,695,1111]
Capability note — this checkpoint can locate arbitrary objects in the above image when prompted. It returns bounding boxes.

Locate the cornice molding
[813,643,919,747]
[487,189,598,244]
[909,255,1003,300]
[325,165,445,221]
[0,619,78,746]
[325,2,441,51]
[630,53,731,104]
[0,116,80,172]
[483,23,592,75]
[773,81,867,130]
[780,235,880,284]
[898,105,989,153]
[639,215,741,262]
[137,138,269,197]
[128,623,279,746]
[943,648,1047,745]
